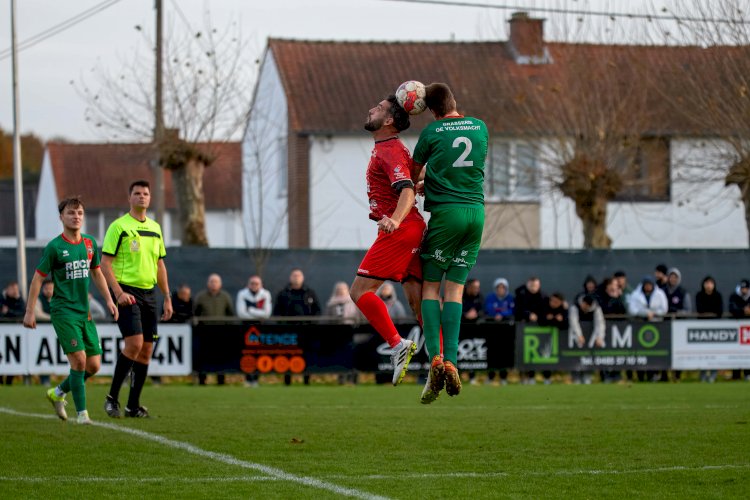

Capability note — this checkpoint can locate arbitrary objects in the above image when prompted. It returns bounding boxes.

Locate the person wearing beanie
[654,264,669,290]
[484,278,515,321]
[665,267,692,315]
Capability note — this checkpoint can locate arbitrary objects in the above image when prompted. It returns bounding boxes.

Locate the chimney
[508,12,550,64]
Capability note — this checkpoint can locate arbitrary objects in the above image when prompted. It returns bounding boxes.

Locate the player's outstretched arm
[23,272,45,329]
[90,267,118,322]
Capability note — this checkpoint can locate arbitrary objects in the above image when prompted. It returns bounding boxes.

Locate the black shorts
[115,284,159,342]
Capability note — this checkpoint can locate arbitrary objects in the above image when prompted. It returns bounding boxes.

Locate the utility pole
[10,0,27,300]
[154,0,165,227]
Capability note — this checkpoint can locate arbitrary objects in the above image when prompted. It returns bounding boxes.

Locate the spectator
[273,268,321,317]
[325,281,360,323]
[654,264,669,291]
[728,279,750,319]
[515,277,547,383]
[569,294,605,384]
[169,284,194,324]
[88,293,108,321]
[462,278,484,323]
[728,279,750,381]
[695,276,723,318]
[665,267,692,315]
[34,279,54,321]
[236,275,272,320]
[613,270,633,304]
[1,281,25,318]
[514,277,546,323]
[598,278,626,316]
[628,276,668,382]
[627,276,668,320]
[462,279,484,385]
[538,292,569,384]
[484,278,514,321]
[376,282,408,321]
[578,275,598,302]
[235,276,272,387]
[696,276,723,383]
[273,268,321,385]
[194,274,235,385]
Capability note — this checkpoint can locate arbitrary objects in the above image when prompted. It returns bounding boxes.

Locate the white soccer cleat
[46,388,68,421]
[77,410,93,425]
[391,339,417,386]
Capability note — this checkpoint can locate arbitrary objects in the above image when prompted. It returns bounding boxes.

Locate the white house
[35,141,244,247]
[243,14,746,250]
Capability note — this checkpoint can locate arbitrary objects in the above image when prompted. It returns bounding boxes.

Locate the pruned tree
[647,0,750,245]
[505,42,657,248]
[74,11,253,245]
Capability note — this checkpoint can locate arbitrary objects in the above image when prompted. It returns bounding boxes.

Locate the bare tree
[504,42,658,248]
[648,0,750,245]
[74,11,253,245]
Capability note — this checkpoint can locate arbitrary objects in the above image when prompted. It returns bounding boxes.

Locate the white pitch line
[0,476,279,483]
[0,407,389,500]
[325,463,750,480]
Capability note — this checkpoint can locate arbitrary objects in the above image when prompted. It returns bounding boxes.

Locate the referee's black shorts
[114,284,159,342]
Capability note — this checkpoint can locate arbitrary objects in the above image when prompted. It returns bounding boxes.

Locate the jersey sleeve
[90,238,101,269]
[36,242,56,276]
[158,227,167,259]
[381,147,414,187]
[101,220,122,256]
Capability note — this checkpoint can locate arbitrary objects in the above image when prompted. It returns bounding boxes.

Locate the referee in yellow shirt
[101,180,173,418]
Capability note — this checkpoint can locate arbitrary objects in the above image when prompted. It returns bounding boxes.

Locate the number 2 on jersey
[452,136,473,167]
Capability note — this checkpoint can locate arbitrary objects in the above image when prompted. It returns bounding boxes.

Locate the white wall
[35,150,59,241]
[540,138,747,249]
[242,49,289,249]
[205,210,244,248]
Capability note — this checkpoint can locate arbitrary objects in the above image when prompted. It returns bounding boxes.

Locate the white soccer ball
[395,80,427,115]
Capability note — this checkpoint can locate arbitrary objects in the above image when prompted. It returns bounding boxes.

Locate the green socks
[421,299,442,359]
[441,301,462,365]
[68,369,86,413]
[59,371,92,394]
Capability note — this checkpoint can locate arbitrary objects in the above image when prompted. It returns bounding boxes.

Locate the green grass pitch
[1,380,749,499]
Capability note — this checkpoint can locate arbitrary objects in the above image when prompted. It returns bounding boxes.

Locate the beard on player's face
[364,115,384,132]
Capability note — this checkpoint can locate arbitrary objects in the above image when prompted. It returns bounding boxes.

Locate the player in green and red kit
[412,83,489,403]
[24,197,118,424]
[349,94,426,386]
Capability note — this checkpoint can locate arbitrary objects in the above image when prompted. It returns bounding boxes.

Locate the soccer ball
[395,80,427,115]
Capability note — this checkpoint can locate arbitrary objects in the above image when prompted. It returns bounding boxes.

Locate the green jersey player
[412,83,489,403]
[24,197,118,424]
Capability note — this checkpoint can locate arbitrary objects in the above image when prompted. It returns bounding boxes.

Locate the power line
[378,0,750,25]
[0,0,122,61]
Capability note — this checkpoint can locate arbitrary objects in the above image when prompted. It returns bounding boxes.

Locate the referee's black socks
[127,361,149,410]
[109,352,135,401]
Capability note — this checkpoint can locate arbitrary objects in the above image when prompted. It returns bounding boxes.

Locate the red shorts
[357,217,425,283]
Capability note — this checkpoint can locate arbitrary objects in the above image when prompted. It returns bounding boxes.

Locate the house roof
[45,142,241,210]
[268,38,718,136]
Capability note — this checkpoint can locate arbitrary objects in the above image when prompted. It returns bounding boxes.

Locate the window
[486,140,539,201]
[614,137,670,202]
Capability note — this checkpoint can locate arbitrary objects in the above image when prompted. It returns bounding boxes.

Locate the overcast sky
[0,0,684,142]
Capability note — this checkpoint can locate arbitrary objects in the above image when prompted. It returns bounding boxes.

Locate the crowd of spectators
[3,261,750,386]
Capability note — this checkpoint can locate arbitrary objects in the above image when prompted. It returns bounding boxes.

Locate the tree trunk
[575,196,612,249]
[171,157,208,246]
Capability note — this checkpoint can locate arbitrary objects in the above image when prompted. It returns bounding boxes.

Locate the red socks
[355,292,402,347]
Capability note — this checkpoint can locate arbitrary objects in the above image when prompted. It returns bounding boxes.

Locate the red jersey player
[350,94,426,386]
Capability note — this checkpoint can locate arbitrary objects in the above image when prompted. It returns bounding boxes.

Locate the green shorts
[421,205,484,284]
[52,316,103,356]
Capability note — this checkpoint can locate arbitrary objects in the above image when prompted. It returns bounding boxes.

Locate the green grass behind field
[1,382,749,499]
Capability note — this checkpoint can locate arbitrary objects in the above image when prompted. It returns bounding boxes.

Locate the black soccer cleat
[124,405,150,418]
[104,395,122,418]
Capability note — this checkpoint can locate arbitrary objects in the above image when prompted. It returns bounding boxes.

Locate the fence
[2,317,749,376]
